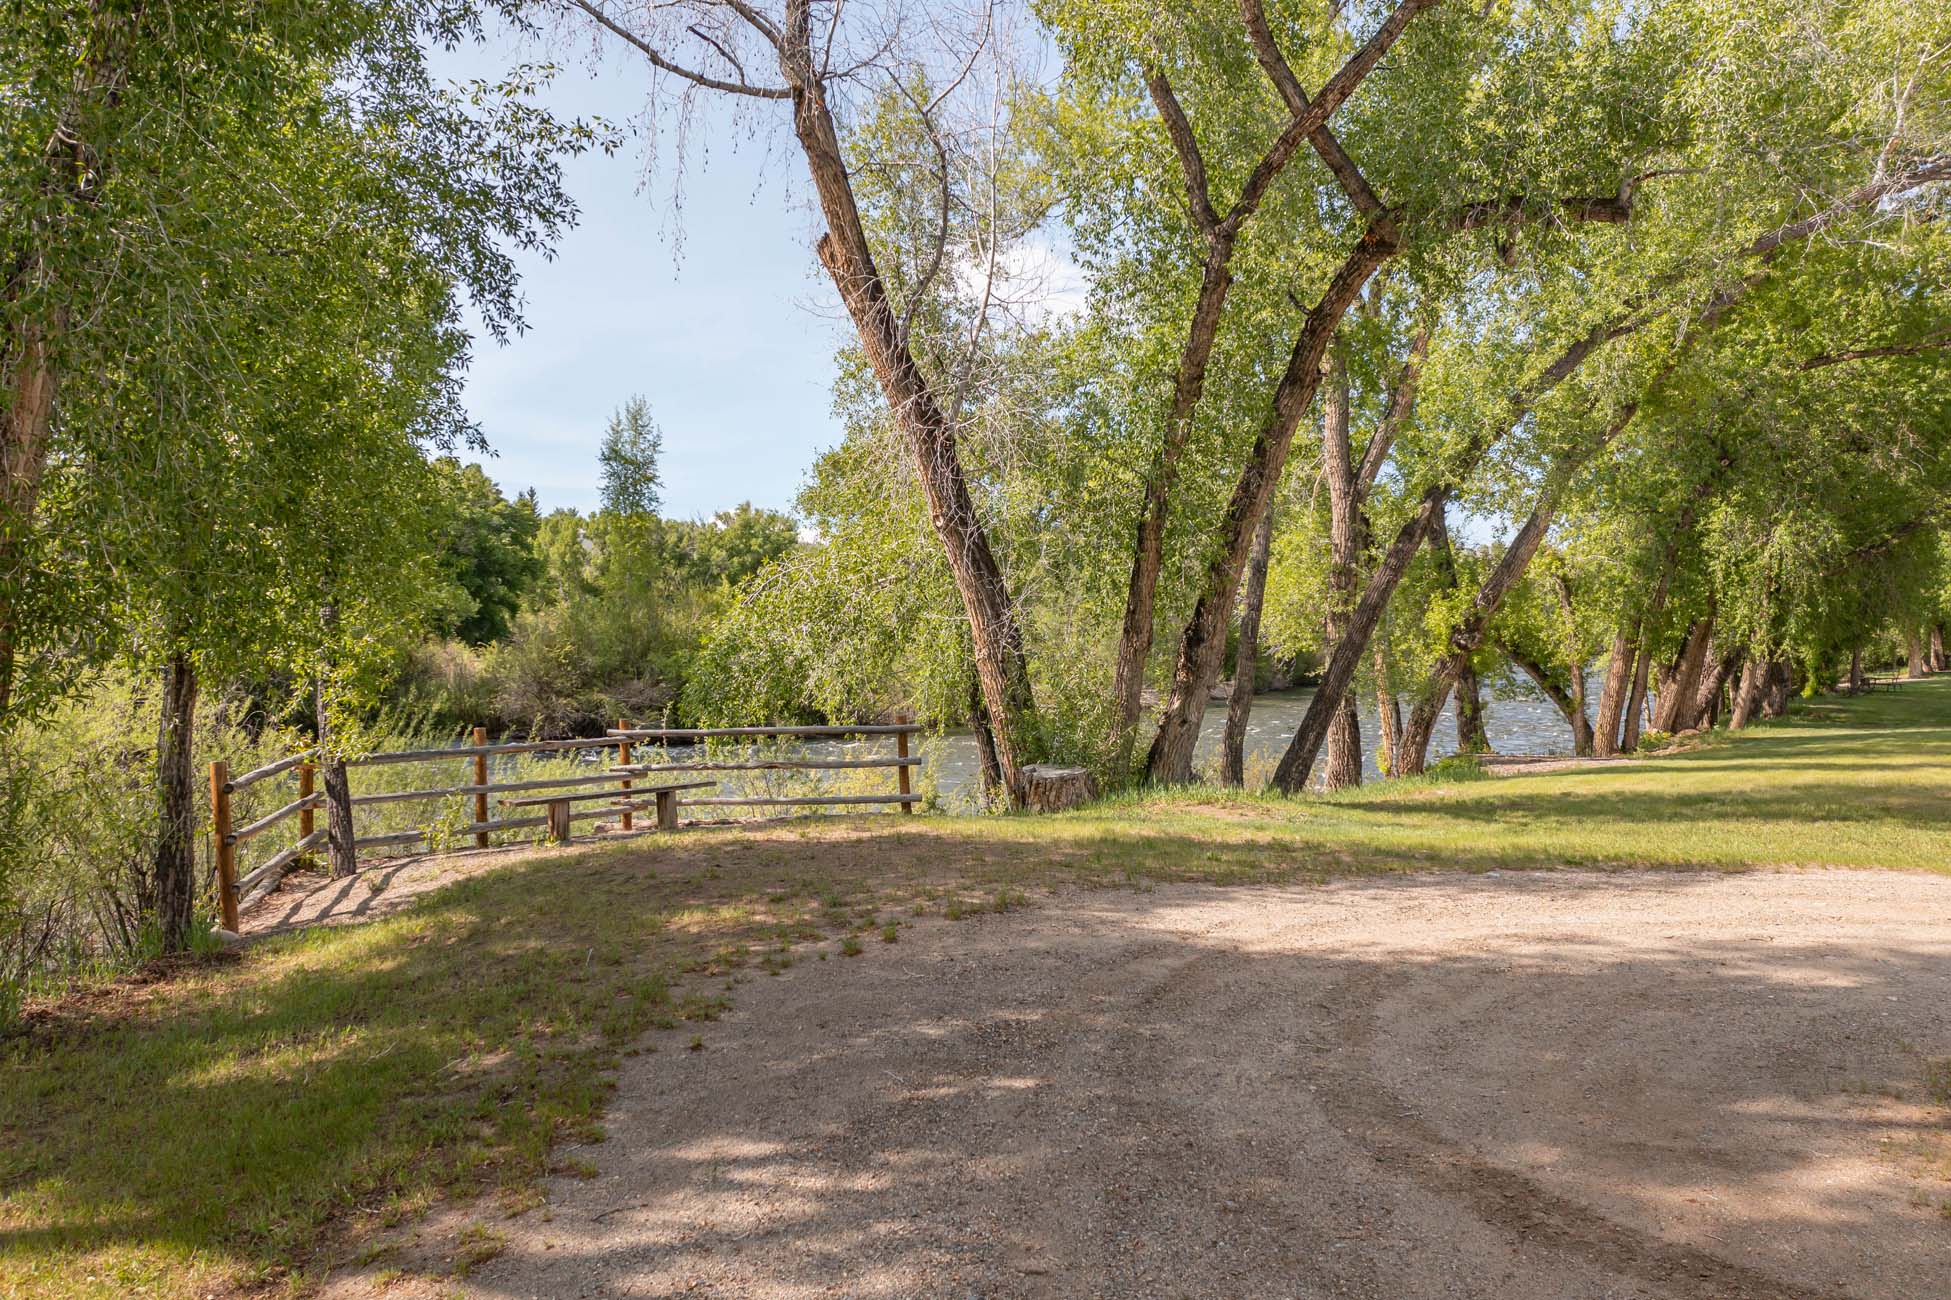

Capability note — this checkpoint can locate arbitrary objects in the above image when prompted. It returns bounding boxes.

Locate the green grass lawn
[5,680,1949,1297]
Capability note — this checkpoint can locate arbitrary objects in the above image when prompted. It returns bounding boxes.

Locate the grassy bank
[5,680,1949,1297]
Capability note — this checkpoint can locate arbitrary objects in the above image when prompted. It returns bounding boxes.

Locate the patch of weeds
[1926,1057,1951,1105]
[840,936,864,957]
[687,1035,705,1052]
[880,923,899,943]
[451,1223,507,1277]
[552,1157,599,1180]
[678,992,729,1022]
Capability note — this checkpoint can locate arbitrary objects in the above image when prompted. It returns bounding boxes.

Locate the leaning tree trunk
[152,648,199,952]
[781,32,1040,802]
[1653,615,1713,732]
[1147,221,1403,785]
[1502,645,1589,749]
[1592,624,1638,756]
[1221,499,1276,786]
[1398,500,1466,776]
[1728,656,1770,729]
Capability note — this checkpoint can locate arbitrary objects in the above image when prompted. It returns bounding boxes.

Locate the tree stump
[1021,764,1096,813]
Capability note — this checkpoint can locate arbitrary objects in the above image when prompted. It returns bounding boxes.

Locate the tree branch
[565,0,792,99]
[1799,329,1951,370]
[1144,69,1220,234]
[1355,328,1428,492]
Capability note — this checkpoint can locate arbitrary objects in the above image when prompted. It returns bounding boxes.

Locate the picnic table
[501,780,714,842]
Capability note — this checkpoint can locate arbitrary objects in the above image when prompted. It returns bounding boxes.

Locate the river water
[912,677,1576,806]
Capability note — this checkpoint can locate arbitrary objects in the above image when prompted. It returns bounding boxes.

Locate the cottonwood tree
[1267,0,1951,790]
[9,8,588,946]
[551,0,1059,800]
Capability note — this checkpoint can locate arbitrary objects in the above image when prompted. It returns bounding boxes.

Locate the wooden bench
[501,781,714,842]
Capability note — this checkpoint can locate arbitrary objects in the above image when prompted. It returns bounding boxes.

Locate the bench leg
[547,799,572,843]
[656,789,678,831]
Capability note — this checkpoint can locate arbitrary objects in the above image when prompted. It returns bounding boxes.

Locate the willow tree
[1266,0,1951,789]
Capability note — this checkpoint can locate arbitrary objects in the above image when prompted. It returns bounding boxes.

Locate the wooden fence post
[472,726,489,848]
[298,762,315,839]
[618,721,633,832]
[896,714,913,815]
[209,761,240,932]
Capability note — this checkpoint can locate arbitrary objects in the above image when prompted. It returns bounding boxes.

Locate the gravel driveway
[459,869,1951,1299]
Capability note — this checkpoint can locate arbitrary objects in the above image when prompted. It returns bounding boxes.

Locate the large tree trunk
[1145,222,1401,784]
[969,676,1003,806]
[1109,251,1234,772]
[780,23,1040,802]
[1455,660,1489,753]
[1847,645,1866,694]
[1907,629,1931,678]
[152,649,199,952]
[1761,660,1793,718]
[1592,625,1638,756]
[1728,656,1770,729]
[1653,614,1714,731]
[0,319,59,722]
[1697,648,1738,729]
[1221,499,1276,786]
[1320,344,1364,791]
[314,677,356,879]
[1932,624,1947,672]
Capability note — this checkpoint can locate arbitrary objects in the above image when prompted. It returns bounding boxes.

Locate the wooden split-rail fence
[207,719,922,930]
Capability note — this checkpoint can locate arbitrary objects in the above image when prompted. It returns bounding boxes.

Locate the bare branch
[565,0,791,98]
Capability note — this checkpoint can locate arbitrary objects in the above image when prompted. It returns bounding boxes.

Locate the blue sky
[431,29,852,520]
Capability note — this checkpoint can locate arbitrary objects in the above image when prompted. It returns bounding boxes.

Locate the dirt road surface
[449,870,1951,1298]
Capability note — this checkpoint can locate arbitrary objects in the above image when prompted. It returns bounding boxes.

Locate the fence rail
[208,717,922,930]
